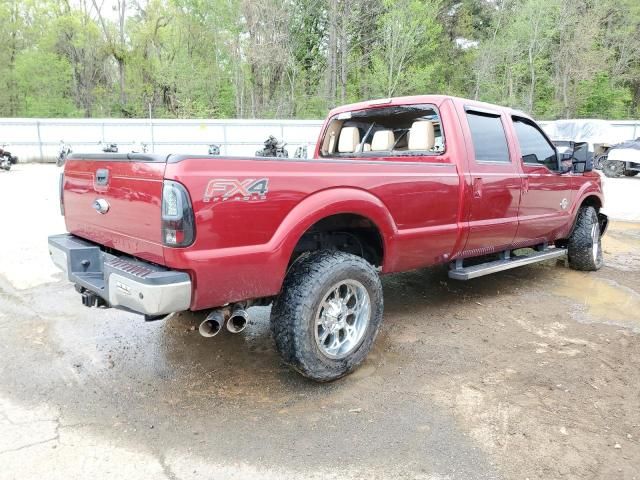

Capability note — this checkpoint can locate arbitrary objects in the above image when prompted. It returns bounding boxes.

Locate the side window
[513,118,558,171]
[465,112,510,162]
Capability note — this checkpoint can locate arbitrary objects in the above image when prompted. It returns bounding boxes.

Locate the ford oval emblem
[93,198,110,214]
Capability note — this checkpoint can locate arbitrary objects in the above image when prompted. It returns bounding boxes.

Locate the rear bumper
[48,234,191,316]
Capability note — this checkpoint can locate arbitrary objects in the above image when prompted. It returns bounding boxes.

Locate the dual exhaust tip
[198,307,248,337]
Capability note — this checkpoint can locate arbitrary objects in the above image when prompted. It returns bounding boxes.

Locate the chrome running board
[448,247,568,280]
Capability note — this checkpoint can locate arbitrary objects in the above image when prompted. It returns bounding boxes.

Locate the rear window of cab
[320,104,445,158]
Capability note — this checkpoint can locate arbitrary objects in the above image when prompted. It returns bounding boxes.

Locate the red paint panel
[164,156,463,310]
[513,164,573,243]
[63,159,165,264]
[451,101,522,255]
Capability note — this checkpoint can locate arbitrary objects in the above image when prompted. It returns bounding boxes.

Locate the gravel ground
[0,164,639,480]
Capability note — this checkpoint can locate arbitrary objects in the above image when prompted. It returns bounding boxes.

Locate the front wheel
[602,160,624,178]
[271,250,383,382]
[567,206,603,271]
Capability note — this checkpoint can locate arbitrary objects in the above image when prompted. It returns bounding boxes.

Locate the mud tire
[602,160,624,178]
[271,250,383,382]
[567,206,603,271]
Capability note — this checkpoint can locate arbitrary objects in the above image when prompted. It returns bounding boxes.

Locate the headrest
[371,130,395,151]
[408,121,435,150]
[338,127,360,153]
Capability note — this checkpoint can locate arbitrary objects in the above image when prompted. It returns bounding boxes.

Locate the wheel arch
[579,194,602,212]
[289,213,385,268]
[271,188,397,273]
[572,179,604,215]
[561,193,605,243]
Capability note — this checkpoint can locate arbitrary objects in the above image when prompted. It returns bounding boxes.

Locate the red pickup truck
[49,95,607,381]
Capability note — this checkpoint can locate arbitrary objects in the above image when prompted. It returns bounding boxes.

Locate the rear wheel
[567,206,603,271]
[271,250,383,382]
[602,160,624,178]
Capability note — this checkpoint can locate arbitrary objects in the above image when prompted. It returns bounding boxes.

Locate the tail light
[161,180,195,247]
[59,172,65,216]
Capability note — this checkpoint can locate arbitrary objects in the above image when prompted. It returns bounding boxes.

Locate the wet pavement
[1,165,639,480]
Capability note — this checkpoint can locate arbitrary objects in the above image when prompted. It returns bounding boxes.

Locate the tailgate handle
[95,169,109,186]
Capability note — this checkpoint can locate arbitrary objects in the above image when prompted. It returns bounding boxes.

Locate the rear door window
[465,111,510,163]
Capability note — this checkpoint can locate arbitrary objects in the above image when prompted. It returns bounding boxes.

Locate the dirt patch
[380,221,640,479]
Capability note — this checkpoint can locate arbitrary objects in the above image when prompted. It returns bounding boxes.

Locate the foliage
[0,0,639,119]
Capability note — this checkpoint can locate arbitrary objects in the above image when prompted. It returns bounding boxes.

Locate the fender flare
[564,182,604,239]
[267,187,398,272]
[570,180,604,217]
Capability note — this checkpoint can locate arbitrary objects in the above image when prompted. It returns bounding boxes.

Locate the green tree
[1,0,640,120]
[367,0,442,97]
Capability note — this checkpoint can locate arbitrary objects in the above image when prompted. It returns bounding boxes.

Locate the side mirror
[571,141,592,173]
[554,141,592,174]
[556,149,573,173]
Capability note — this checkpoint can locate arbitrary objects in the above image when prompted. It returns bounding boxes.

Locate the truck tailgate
[62,154,167,264]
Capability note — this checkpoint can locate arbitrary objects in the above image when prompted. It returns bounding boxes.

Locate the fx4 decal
[203,178,269,202]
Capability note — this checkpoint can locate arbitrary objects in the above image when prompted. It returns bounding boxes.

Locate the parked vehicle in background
[294,145,308,159]
[57,141,73,167]
[130,141,148,153]
[542,119,617,170]
[256,135,288,157]
[49,95,607,382]
[208,144,221,155]
[0,144,18,171]
[601,138,640,178]
[101,142,119,153]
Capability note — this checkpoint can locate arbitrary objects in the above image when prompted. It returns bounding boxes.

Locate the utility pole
[148,102,155,153]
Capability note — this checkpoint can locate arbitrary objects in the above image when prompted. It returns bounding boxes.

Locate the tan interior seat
[408,121,435,150]
[371,130,395,151]
[338,127,360,153]
[362,143,371,152]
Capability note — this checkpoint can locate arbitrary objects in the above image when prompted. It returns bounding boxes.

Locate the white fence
[0,118,325,162]
[1,117,638,162]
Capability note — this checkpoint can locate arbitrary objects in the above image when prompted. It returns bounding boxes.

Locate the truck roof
[328,95,531,121]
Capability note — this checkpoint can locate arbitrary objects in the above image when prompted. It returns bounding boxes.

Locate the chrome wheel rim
[314,280,371,359]
[591,222,599,263]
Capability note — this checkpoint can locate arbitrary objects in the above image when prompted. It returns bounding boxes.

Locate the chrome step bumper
[448,247,568,281]
[48,234,191,316]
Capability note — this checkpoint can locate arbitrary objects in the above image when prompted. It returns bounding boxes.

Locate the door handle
[473,177,482,199]
[522,177,530,193]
